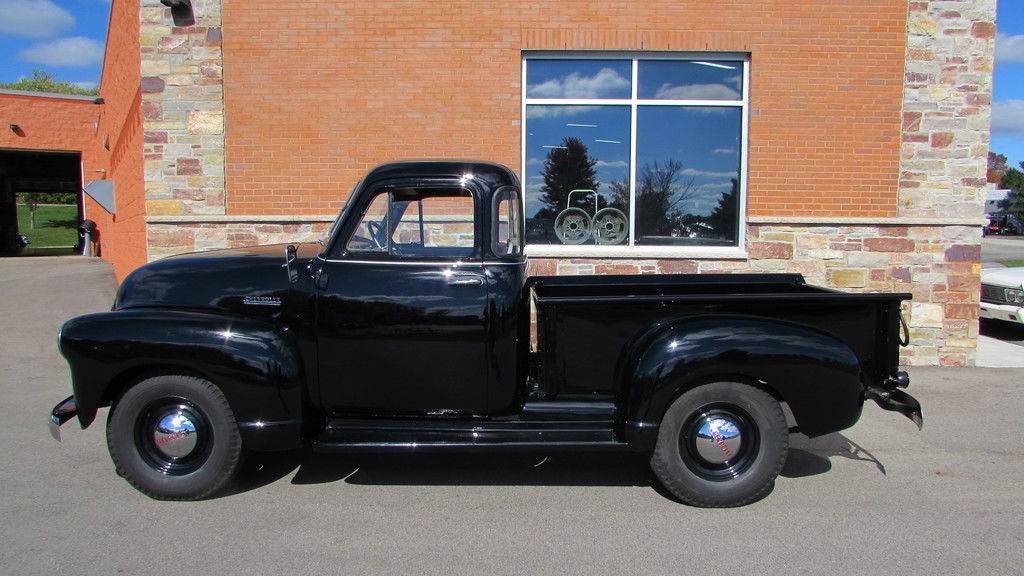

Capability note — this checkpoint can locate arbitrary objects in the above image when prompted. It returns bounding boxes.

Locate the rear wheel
[107,375,242,500]
[650,381,788,507]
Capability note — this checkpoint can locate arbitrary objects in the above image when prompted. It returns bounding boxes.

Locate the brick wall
[93,0,147,281]
[0,93,103,164]
[220,0,908,217]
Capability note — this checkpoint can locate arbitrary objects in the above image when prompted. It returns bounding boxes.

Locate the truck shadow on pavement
[226,432,885,499]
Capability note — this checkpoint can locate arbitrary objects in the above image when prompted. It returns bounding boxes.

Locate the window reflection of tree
[532,137,739,245]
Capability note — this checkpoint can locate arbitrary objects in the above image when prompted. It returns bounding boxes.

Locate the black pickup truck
[50,161,921,507]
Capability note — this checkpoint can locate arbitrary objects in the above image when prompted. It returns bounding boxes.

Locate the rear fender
[623,316,864,449]
[58,308,303,450]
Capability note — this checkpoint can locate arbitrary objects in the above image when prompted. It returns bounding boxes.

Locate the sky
[992,2,1024,170]
[0,0,111,90]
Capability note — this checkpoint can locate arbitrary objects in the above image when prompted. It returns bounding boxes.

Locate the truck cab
[51,160,921,507]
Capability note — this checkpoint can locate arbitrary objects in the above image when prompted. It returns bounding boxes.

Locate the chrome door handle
[447,274,484,286]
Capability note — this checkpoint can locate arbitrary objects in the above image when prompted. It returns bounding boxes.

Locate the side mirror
[284,244,298,284]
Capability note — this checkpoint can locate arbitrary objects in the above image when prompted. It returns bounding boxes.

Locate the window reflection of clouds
[653,83,740,100]
[526,61,632,99]
[639,60,744,101]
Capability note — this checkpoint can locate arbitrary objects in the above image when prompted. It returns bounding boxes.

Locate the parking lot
[2,256,1023,575]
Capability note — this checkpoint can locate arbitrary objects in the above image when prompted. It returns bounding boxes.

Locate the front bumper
[865,371,923,430]
[48,395,78,442]
[980,301,1024,324]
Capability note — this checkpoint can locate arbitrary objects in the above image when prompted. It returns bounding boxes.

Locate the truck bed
[530,273,908,405]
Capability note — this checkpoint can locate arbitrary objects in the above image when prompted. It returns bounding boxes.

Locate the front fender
[625,316,864,448]
[58,308,304,450]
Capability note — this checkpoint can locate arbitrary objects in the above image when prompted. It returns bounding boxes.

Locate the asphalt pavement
[981,235,1024,266]
[1,256,1022,575]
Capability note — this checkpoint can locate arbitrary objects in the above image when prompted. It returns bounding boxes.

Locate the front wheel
[650,381,788,507]
[107,375,242,500]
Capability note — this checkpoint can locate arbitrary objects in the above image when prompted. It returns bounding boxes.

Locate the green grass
[16,204,79,248]
[1001,259,1024,268]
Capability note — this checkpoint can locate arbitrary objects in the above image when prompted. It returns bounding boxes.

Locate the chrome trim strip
[320,257,523,266]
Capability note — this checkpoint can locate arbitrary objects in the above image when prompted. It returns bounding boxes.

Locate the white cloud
[713,148,737,155]
[594,160,628,168]
[992,99,1024,135]
[527,68,630,99]
[681,168,738,178]
[995,33,1024,65]
[18,37,104,67]
[0,0,75,38]
[695,182,736,192]
[526,105,595,119]
[654,83,740,100]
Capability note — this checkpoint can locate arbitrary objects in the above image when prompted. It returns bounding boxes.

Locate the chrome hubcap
[693,416,743,465]
[152,410,198,458]
[135,399,211,476]
[680,404,760,481]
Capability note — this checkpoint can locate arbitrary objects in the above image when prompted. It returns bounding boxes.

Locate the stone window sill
[525,245,748,260]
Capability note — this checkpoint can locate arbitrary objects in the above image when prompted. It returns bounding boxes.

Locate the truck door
[314,182,489,414]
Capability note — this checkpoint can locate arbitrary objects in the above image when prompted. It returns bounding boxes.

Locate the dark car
[984,213,1022,236]
[49,161,921,507]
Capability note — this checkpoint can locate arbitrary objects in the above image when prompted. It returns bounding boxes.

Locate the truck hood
[114,243,322,316]
[981,267,1024,289]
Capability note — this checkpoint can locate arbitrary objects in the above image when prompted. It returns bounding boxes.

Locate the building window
[522,54,749,255]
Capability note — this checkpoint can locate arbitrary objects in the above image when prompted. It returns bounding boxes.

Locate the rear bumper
[980,301,1024,324]
[865,371,923,430]
[48,395,78,442]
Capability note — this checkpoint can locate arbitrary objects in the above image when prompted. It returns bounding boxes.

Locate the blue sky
[993,2,1024,170]
[0,0,110,90]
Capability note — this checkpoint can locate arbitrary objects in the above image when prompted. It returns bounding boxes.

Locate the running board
[312,415,627,452]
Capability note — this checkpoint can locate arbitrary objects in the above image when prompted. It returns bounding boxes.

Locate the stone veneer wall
[140,0,226,257]
[142,0,995,366]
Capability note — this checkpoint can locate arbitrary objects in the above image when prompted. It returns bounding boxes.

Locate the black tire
[650,381,788,507]
[106,375,242,500]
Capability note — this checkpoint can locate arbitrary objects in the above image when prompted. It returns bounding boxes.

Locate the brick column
[141,0,225,259]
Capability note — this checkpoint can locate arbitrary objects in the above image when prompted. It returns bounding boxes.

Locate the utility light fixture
[160,0,195,26]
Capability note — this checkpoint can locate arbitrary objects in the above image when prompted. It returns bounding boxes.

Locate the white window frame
[521,51,750,259]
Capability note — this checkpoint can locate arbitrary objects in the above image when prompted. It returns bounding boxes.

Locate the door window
[343,187,476,259]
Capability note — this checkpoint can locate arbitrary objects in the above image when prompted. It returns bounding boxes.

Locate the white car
[980,267,1024,325]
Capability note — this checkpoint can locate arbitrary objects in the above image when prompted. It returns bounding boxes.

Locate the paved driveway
[1,256,1022,575]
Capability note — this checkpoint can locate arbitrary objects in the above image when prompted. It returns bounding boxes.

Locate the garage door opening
[0,150,83,256]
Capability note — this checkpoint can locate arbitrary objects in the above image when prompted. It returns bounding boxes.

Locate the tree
[998,166,1024,219]
[537,137,599,217]
[534,137,600,242]
[635,159,695,239]
[0,70,98,97]
[988,151,1009,184]
[706,179,739,241]
[17,193,40,230]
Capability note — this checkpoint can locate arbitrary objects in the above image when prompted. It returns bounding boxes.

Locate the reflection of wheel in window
[592,207,628,245]
[553,207,592,245]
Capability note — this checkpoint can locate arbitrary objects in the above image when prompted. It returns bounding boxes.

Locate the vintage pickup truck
[50,161,922,507]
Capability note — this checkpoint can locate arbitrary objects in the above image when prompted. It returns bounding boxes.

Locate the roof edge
[0,88,102,103]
